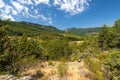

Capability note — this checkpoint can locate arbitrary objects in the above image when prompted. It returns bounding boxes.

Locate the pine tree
[113,19,120,48]
[98,25,111,51]
[0,19,11,72]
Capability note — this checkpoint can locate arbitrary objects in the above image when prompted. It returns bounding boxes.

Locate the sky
[0,0,120,29]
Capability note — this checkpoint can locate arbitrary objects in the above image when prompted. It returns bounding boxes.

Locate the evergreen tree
[113,19,120,48]
[98,25,111,51]
[0,19,12,72]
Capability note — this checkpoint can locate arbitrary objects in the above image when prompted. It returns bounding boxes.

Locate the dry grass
[19,61,92,80]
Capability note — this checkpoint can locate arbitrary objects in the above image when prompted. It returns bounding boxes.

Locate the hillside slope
[4,21,101,36]
[5,21,61,36]
[2,21,81,41]
[65,27,101,35]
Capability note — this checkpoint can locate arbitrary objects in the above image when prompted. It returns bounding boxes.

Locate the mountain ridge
[1,20,101,36]
[65,27,101,35]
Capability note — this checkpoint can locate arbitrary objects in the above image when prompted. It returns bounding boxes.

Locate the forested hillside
[65,27,101,35]
[5,21,61,36]
[2,20,82,41]
[0,19,120,80]
[3,20,101,36]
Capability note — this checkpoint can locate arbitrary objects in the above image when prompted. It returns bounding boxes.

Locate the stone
[0,75,34,80]
[16,76,34,80]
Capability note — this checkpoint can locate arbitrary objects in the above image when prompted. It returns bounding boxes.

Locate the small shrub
[103,49,120,80]
[70,54,78,61]
[36,69,43,78]
[32,69,43,79]
[57,62,68,77]
[84,56,104,80]
[48,61,54,66]
[11,56,38,75]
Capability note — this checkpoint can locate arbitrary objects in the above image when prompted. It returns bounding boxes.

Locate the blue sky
[0,0,120,29]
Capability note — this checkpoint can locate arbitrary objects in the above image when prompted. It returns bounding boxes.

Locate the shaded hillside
[1,20,81,41]
[65,27,101,35]
[5,21,61,36]
[4,20,101,37]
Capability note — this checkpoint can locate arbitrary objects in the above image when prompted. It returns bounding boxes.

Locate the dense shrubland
[82,19,120,80]
[0,19,78,75]
[0,19,120,80]
[66,27,101,35]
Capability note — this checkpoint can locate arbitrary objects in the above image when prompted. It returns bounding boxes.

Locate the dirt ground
[20,61,92,80]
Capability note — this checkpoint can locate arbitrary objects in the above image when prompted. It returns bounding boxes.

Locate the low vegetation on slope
[6,21,61,36]
[65,27,101,35]
[3,20,82,41]
[0,19,120,80]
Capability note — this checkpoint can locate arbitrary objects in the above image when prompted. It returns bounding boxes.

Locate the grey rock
[0,75,15,80]
[0,75,34,80]
[16,76,34,80]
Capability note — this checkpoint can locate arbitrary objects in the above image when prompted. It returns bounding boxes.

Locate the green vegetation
[0,18,120,80]
[41,40,73,60]
[57,62,68,77]
[6,21,61,36]
[103,49,120,80]
[0,19,78,75]
[48,61,54,66]
[84,56,104,80]
[65,27,101,35]
[82,19,120,80]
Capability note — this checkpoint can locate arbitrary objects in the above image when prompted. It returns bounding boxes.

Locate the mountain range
[5,21,101,36]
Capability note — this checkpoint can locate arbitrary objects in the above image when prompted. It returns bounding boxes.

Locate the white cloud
[23,7,30,16]
[11,0,25,13]
[28,14,52,24]
[0,4,16,21]
[54,0,90,15]
[9,0,51,23]
[4,5,12,14]
[29,14,37,19]
[48,17,52,24]
[0,11,15,21]
[0,0,91,24]
[34,0,49,5]
[3,14,15,21]
[12,10,18,15]
[16,0,50,6]
[0,0,5,8]
[11,0,31,17]
[39,14,52,24]
[40,14,47,21]
[34,10,39,14]
[0,0,52,23]
[3,5,17,15]
[18,0,33,5]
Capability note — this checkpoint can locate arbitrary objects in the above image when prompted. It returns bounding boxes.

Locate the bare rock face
[0,75,34,80]
[0,75,15,80]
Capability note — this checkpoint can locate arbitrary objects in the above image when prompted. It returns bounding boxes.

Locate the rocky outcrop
[0,75,34,80]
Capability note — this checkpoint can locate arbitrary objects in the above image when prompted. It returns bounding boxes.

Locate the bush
[11,56,39,75]
[84,56,104,80]
[33,69,43,79]
[57,62,68,77]
[103,49,120,80]
[48,61,54,66]
[41,40,73,60]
